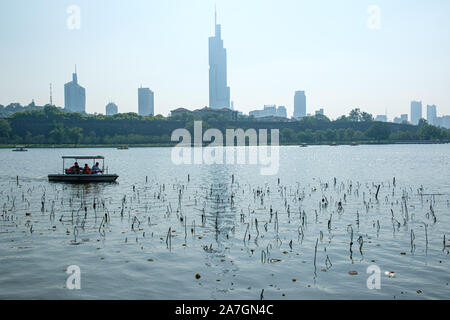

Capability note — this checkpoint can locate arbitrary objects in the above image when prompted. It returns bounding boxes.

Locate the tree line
[0,105,448,146]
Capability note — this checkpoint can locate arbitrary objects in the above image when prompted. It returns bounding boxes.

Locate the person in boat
[67,162,80,174]
[92,162,103,174]
[83,164,92,175]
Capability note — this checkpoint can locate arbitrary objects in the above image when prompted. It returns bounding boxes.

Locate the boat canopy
[62,156,105,160]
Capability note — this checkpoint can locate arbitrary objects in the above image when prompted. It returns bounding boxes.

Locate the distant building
[209,10,230,109]
[249,105,287,119]
[138,87,154,116]
[375,115,387,122]
[195,107,237,120]
[170,107,191,117]
[410,101,422,125]
[401,114,408,123]
[277,106,287,118]
[315,108,324,116]
[393,114,408,124]
[105,102,118,115]
[435,116,450,129]
[170,106,238,121]
[64,67,86,113]
[427,104,437,126]
[294,91,306,118]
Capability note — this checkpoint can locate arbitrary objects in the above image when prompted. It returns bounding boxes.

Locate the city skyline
[1,0,450,119]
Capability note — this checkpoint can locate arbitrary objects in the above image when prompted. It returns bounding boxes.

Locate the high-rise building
[64,67,86,113]
[410,101,422,125]
[427,104,437,126]
[138,87,154,116]
[209,9,230,109]
[294,91,306,118]
[105,102,118,115]
[277,106,287,118]
[375,115,387,122]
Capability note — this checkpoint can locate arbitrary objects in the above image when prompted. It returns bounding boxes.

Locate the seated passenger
[92,162,103,174]
[67,162,80,174]
[83,164,91,175]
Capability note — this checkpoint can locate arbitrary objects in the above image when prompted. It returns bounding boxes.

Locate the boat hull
[48,174,118,183]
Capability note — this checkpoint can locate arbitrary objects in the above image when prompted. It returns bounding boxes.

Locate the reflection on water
[0,145,449,299]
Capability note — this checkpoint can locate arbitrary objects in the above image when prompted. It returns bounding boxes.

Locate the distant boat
[12,145,28,152]
[48,155,118,183]
[350,142,359,146]
[300,143,308,147]
[330,142,337,146]
[117,146,129,150]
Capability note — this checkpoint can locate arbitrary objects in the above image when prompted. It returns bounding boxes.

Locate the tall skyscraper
[105,102,118,115]
[294,91,306,118]
[209,9,230,109]
[427,104,437,126]
[410,100,422,125]
[138,87,154,116]
[64,66,86,113]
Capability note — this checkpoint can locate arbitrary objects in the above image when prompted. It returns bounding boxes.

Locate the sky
[0,0,449,119]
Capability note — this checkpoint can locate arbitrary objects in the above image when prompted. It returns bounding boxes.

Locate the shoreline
[1,140,448,149]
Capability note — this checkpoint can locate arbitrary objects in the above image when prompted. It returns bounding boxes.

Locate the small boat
[117,146,129,150]
[300,143,308,147]
[350,142,359,146]
[12,145,28,152]
[330,142,337,146]
[48,156,118,183]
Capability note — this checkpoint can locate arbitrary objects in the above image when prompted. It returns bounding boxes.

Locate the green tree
[336,128,347,141]
[353,130,366,140]
[313,130,326,143]
[345,128,355,141]
[417,124,442,140]
[361,112,374,122]
[418,118,428,127]
[325,129,336,142]
[281,128,295,143]
[349,108,362,122]
[366,122,391,141]
[348,108,373,122]
[0,119,11,138]
[67,127,83,144]
[49,122,66,144]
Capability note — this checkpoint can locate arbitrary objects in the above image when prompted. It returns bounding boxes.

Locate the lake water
[0,145,449,299]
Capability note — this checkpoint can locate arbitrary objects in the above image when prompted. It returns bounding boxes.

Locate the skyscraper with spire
[209,8,230,109]
[64,65,86,113]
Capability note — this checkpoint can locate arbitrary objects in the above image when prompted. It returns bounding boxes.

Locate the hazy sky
[1,0,449,119]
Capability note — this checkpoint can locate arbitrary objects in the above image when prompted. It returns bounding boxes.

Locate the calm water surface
[0,145,449,299]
